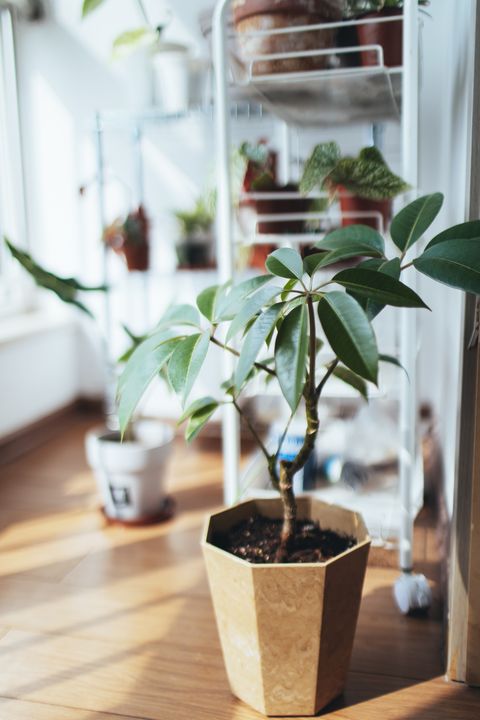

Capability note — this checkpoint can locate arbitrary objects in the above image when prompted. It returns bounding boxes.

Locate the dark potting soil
[218,515,356,564]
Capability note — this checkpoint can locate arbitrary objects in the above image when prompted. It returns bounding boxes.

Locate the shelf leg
[213,0,240,505]
[95,112,117,430]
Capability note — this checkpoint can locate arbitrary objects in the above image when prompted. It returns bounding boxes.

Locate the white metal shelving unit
[213,0,422,578]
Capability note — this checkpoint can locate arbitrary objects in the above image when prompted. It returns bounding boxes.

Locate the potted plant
[4,237,175,525]
[82,0,191,112]
[174,194,216,269]
[238,141,311,269]
[300,141,409,231]
[103,205,150,272]
[232,0,344,76]
[118,193,480,714]
[343,0,429,68]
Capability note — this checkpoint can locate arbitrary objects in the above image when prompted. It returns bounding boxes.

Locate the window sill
[0,308,75,347]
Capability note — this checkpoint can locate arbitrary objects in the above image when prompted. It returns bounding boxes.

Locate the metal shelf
[232,68,402,127]
[94,101,267,130]
[227,15,404,127]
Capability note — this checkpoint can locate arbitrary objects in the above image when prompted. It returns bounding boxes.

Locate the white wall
[416,0,476,514]
[0,308,78,438]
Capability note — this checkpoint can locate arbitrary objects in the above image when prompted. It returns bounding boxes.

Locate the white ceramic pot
[115,46,154,109]
[85,420,174,522]
[153,42,190,114]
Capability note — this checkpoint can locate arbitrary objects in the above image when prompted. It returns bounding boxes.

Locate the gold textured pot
[202,497,370,716]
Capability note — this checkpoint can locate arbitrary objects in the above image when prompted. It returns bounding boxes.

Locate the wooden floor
[0,415,479,720]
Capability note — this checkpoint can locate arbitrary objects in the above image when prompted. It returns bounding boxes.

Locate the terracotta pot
[249,243,278,270]
[123,242,149,272]
[233,0,343,75]
[339,189,392,232]
[357,9,403,68]
[203,497,370,717]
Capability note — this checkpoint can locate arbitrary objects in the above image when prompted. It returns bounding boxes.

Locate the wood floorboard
[0,415,478,719]
[0,697,149,719]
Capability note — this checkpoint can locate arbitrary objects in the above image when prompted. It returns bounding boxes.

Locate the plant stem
[316,358,339,399]
[275,295,320,562]
[232,399,268,462]
[232,399,280,490]
[307,296,316,395]
[210,336,276,377]
[135,0,149,25]
[400,261,414,271]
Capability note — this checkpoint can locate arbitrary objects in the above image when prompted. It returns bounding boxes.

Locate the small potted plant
[238,141,311,268]
[174,194,216,269]
[82,0,191,111]
[232,0,344,76]
[4,237,174,525]
[343,0,429,68]
[103,205,150,272]
[118,193,480,715]
[300,141,409,231]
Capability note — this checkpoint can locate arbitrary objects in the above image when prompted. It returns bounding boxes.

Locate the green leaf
[197,285,220,322]
[318,292,378,383]
[304,244,383,277]
[413,239,480,295]
[186,404,218,442]
[117,335,180,436]
[379,354,408,377]
[235,303,284,389]
[4,237,105,318]
[168,333,210,404]
[333,267,428,309]
[118,325,147,364]
[266,248,304,280]
[332,366,368,400]
[315,225,385,255]
[155,304,200,330]
[285,296,307,313]
[390,193,444,253]
[226,284,281,342]
[82,0,106,17]
[112,28,157,59]
[280,278,299,300]
[275,305,308,410]
[300,141,341,194]
[331,152,409,200]
[426,220,480,249]
[365,257,401,318]
[216,275,272,320]
[179,396,218,424]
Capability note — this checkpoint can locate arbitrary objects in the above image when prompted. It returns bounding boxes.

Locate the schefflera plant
[118,193,480,562]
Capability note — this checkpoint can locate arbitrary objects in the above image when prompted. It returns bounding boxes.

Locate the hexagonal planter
[202,497,370,716]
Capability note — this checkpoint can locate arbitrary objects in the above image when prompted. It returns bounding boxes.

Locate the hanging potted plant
[118,193,480,715]
[300,141,409,232]
[343,0,429,68]
[232,0,344,76]
[82,0,191,111]
[174,194,216,269]
[103,205,150,272]
[4,238,175,525]
[238,141,311,269]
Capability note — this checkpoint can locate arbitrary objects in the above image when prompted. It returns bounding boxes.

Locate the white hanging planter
[85,419,174,523]
[152,42,190,114]
[114,45,155,109]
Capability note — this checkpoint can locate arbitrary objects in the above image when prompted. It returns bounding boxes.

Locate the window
[0,6,31,316]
